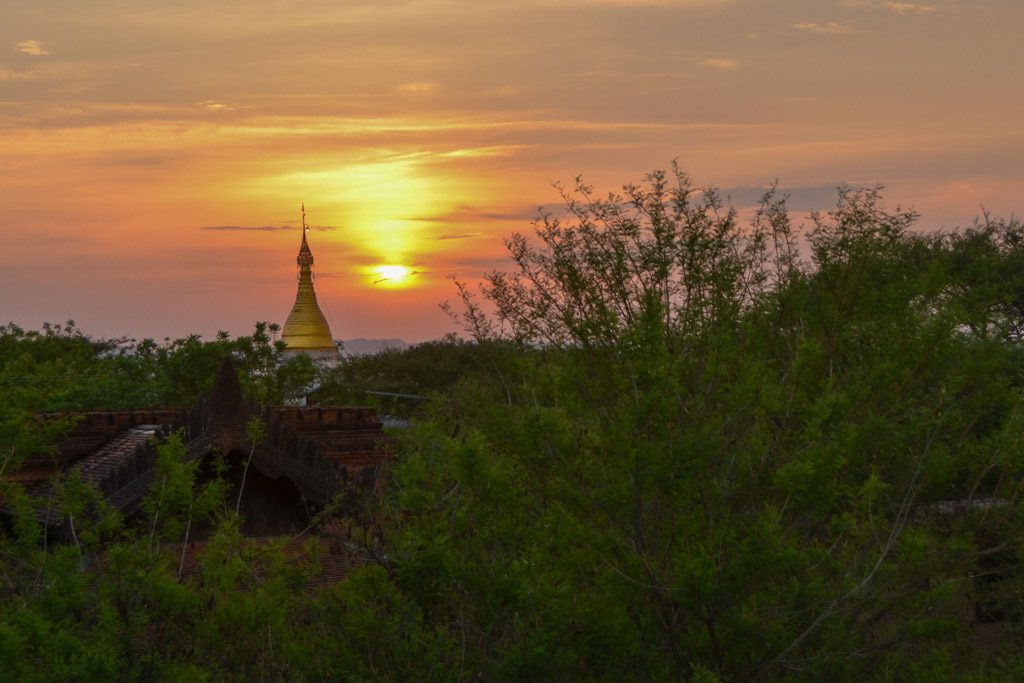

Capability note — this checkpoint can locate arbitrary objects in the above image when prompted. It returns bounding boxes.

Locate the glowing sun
[372,264,415,288]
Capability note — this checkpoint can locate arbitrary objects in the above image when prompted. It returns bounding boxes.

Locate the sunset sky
[2,0,1022,343]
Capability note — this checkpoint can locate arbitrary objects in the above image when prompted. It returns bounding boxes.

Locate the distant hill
[339,338,410,357]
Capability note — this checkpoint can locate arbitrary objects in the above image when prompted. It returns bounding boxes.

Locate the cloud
[791,20,855,34]
[530,0,734,6]
[16,40,50,56]
[93,152,186,168]
[201,225,339,232]
[313,271,356,280]
[201,225,292,231]
[407,204,536,224]
[198,100,231,111]
[0,68,38,81]
[445,255,518,272]
[479,84,521,98]
[699,57,741,71]
[398,82,439,94]
[433,233,485,241]
[4,229,90,248]
[719,184,851,212]
[0,69,36,82]
[561,0,735,5]
[882,2,936,14]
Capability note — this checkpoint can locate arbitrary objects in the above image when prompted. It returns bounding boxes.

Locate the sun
[372,264,415,288]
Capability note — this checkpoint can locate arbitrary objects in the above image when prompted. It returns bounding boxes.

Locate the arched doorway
[198,448,314,536]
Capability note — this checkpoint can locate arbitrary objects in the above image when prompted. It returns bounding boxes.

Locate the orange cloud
[15,40,50,56]
[883,2,936,14]
[791,20,855,34]
[699,57,741,70]
[398,82,439,94]
[0,69,36,81]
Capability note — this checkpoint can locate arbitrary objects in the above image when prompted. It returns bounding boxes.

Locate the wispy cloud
[882,2,936,14]
[201,225,292,232]
[699,57,741,71]
[719,183,854,212]
[545,0,733,5]
[446,255,517,271]
[201,225,339,232]
[398,82,439,94]
[16,40,50,56]
[407,204,536,224]
[198,100,231,111]
[433,233,485,241]
[791,20,855,34]
[0,69,36,82]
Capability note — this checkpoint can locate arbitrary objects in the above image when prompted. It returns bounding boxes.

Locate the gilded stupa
[281,206,340,361]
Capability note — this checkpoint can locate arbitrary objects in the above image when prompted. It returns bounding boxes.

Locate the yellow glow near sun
[249,158,462,287]
[242,150,498,291]
[260,159,446,260]
[371,264,414,288]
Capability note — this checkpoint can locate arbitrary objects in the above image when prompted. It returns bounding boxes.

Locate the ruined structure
[9,359,388,551]
[281,205,340,363]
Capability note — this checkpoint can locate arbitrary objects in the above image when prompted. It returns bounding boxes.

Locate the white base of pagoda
[282,347,341,367]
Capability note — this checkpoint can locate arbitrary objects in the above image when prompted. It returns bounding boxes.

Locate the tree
[385,167,1024,678]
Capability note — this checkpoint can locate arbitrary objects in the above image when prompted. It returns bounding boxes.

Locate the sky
[1,0,1022,343]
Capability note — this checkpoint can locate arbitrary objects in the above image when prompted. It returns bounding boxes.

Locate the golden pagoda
[281,205,340,361]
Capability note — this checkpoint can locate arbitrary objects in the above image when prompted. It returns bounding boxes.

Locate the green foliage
[143,434,227,546]
[315,334,495,416]
[236,417,266,514]
[378,170,1024,678]
[0,320,316,418]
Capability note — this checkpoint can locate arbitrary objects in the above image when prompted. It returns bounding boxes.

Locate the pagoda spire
[280,205,338,358]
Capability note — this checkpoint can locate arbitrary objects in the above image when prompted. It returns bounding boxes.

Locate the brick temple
[8,358,389,577]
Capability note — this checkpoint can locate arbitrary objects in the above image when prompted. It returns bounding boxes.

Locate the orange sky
[2,0,1022,342]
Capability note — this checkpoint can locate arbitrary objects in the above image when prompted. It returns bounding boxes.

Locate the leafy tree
[314,334,499,416]
[382,168,1024,678]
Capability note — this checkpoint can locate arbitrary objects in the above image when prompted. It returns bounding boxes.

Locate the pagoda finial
[296,203,314,269]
